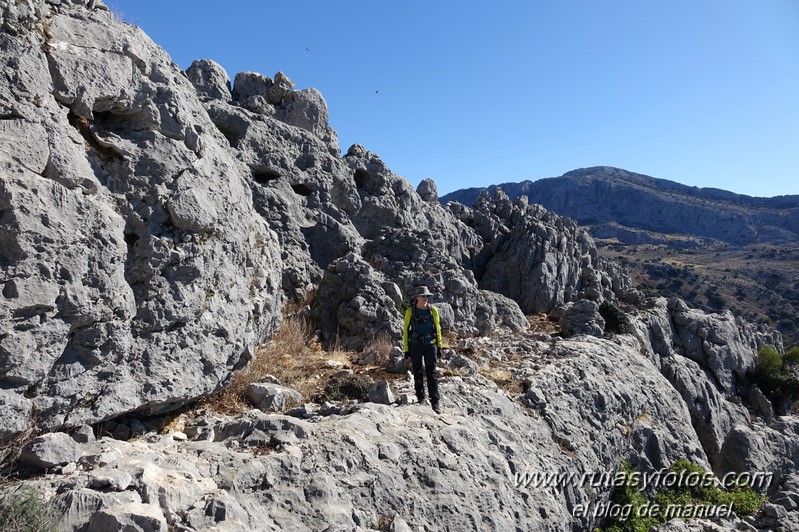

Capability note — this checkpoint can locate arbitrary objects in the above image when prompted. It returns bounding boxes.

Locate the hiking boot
[432,403,441,414]
[417,397,427,406]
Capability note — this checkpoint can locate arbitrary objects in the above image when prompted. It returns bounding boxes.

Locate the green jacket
[403,305,442,352]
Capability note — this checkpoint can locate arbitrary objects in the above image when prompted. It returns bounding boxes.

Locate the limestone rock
[185,59,231,101]
[557,299,606,338]
[0,0,283,435]
[20,432,84,469]
[416,177,438,203]
[367,380,395,404]
[247,383,303,412]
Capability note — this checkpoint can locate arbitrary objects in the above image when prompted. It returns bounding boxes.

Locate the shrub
[601,459,766,531]
[785,346,799,366]
[319,374,374,402]
[0,488,57,532]
[654,459,765,517]
[603,461,659,532]
[599,302,633,335]
[753,345,799,414]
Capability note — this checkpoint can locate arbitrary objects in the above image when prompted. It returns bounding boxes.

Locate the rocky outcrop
[634,297,783,471]
[12,326,799,531]
[2,0,639,432]
[441,166,799,245]
[0,0,282,436]
[447,190,641,313]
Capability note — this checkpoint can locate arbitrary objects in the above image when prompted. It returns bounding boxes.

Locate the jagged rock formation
[2,2,799,531]
[441,166,799,246]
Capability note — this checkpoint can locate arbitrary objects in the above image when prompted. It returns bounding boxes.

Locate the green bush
[599,302,634,335]
[753,345,799,413]
[318,374,374,402]
[784,346,799,366]
[757,345,784,375]
[601,459,766,531]
[654,459,765,517]
[603,461,659,532]
[0,488,57,532]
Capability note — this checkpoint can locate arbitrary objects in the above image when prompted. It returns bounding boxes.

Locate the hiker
[403,285,443,413]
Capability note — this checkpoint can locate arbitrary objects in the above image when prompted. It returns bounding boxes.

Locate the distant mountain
[441,166,799,245]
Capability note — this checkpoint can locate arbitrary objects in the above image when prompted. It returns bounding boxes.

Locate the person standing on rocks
[403,286,443,413]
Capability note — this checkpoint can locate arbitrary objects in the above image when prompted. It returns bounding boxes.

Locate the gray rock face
[557,300,606,337]
[634,297,784,471]
[0,0,282,435]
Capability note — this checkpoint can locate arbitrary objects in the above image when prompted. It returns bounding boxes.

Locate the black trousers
[409,343,439,406]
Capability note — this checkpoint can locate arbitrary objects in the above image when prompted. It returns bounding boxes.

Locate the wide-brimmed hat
[413,285,433,298]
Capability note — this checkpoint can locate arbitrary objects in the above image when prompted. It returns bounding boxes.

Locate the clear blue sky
[107,1,798,198]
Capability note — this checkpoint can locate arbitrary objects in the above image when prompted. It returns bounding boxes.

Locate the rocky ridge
[1,1,798,531]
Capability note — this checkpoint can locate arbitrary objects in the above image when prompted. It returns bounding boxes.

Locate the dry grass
[480,365,514,391]
[200,317,400,414]
[357,333,395,368]
[0,428,35,477]
[527,314,559,334]
[203,315,318,413]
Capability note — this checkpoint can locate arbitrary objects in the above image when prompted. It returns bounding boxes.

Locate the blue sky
[107,1,799,198]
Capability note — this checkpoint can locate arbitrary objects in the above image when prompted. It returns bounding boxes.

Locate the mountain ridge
[441,166,799,245]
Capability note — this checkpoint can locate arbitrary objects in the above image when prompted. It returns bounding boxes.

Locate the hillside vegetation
[597,241,799,347]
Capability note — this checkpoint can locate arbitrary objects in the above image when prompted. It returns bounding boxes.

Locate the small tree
[599,301,633,335]
[753,345,799,414]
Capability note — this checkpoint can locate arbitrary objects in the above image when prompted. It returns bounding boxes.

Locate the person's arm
[431,306,443,348]
[402,307,412,354]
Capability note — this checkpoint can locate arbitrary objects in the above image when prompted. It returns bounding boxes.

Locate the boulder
[20,432,84,469]
[247,383,303,412]
[557,300,605,338]
[185,59,231,101]
[367,380,395,405]
[416,178,438,203]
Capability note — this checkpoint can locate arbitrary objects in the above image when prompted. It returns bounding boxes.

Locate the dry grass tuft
[0,428,35,476]
[357,333,395,367]
[203,315,315,414]
[480,366,514,391]
[527,314,559,334]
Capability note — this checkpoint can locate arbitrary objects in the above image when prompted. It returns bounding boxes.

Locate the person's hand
[436,347,442,360]
[404,351,410,359]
